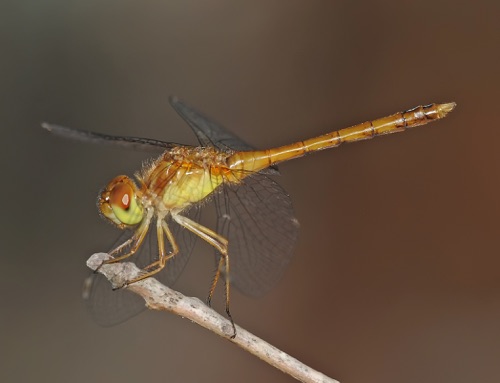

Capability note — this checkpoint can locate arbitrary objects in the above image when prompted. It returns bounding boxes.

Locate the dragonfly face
[98,175,144,228]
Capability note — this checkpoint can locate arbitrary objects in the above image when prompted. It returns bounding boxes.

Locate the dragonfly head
[98,175,144,229]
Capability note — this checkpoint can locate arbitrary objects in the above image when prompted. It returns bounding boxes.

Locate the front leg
[98,208,154,271]
[120,218,179,287]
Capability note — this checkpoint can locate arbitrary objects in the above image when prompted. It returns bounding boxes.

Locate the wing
[43,98,277,173]
[42,122,184,152]
[213,172,300,297]
[169,96,279,175]
[169,96,256,151]
[56,97,294,323]
[170,97,297,296]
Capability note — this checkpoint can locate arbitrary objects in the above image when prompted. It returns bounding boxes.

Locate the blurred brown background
[2,1,499,382]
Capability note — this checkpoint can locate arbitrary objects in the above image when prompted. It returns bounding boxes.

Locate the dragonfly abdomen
[227,102,455,174]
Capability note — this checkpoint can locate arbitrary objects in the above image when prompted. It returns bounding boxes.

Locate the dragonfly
[43,97,455,337]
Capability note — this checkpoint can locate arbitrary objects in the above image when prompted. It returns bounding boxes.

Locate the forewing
[169,96,254,151]
[214,173,300,297]
[42,123,184,152]
[169,96,279,175]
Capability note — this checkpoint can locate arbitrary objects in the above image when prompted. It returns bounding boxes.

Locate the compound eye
[110,182,133,210]
[104,177,143,226]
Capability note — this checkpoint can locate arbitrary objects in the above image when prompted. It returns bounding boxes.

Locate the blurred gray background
[2,1,499,382]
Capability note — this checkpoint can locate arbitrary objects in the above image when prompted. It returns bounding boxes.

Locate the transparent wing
[169,96,255,151]
[42,123,184,152]
[213,172,300,297]
[65,96,295,324]
[170,96,297,295]
[43,98,276,175]
[169,96,279,175]
[83,207,201,326]
[82,272,144,327]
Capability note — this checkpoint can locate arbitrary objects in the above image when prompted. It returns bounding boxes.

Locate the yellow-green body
[139,146,237,213]
[160,165,225,209]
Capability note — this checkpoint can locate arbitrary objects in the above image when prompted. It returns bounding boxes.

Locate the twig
[87,253,339,383]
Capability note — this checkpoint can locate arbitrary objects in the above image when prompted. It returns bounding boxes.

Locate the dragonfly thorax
[140,146,235,212]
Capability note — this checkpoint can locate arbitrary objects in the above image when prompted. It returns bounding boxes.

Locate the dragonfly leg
[142,222,180,272]
[109,237,134,257]
[173,213,236,338]
[97,215,151,272]
[122,218,179,286]
[207,258,223,307]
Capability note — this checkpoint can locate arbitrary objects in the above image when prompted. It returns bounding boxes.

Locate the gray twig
[87,253,339,383]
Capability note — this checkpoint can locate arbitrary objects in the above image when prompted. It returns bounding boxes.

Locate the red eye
[110,182,133,210]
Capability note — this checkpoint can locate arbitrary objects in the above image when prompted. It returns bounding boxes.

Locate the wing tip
[168,95,180,106]
[41,122,52,131]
